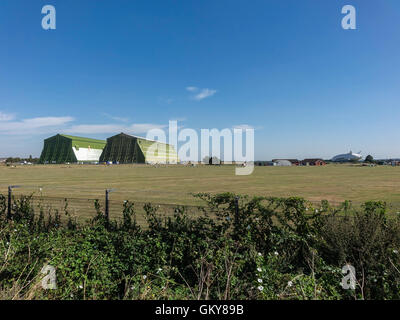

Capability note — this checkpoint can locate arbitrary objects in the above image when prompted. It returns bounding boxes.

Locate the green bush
[0,193,399,300]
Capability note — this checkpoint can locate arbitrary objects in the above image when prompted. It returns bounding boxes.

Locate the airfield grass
[1,163,400,221]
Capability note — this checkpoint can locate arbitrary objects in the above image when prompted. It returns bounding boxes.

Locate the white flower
[157,268,162,273]
[258,285,264,291]
[274,251,279,256]
[288,281,293,287]
[258,252,262,257]
[393,250,398,254]
[130,286,135,290]
[79,285,83,289]
[143,275,147,280]
[315,209,319,213]
[257,267,262,272]
[257,278,263,283]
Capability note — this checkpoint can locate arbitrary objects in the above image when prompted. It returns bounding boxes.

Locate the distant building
[301,159,326,166]
[273,159,292,167]
[255,161,274,166]
[100,133,179,164]
[331,151,362,162]
[272,159,300,166]
[40,134,106,164]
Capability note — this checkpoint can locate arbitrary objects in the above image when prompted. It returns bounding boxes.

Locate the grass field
[1,163,400,210]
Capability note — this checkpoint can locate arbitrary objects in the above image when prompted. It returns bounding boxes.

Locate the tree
[203,156,210,164]
[365,155,374,163]
[203,156,221,165]
[210,156,221,165]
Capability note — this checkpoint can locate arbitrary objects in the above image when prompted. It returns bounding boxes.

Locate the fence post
[105,189,110,227]
[234,196,240,237]
[7,185,21,220]
[7,186,12,220]
[104,188,116,229]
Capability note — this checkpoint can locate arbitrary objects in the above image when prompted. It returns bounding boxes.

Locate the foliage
[364,155,375,163]
[5,157,40,164]
[0,193,399,300]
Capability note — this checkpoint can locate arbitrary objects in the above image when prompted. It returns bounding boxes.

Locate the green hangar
[99,133,179,164]
[39,134,106,164]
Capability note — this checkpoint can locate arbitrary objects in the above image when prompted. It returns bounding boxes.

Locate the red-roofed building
[301,159,326,166]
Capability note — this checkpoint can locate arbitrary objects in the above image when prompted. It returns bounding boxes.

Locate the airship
[331,151,362,162]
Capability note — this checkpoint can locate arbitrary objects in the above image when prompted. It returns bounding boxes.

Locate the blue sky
[0,0,399,159]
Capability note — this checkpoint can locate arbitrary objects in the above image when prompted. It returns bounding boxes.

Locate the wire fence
[1,185,399,227]
[0,184,205,207]
[3,194,208,226]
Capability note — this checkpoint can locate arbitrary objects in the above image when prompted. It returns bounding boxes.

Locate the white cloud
[0,116,74,135]
[233,124,262,131]
[0,113,173,156]
[185,86,217,101]
[0,111,16,121]
[233,124,254,130]
[157,97,174,105]
[193,88,217,101]
[102,113,129,123]
[63,123,167,135]
[186,86,198,92]
[129,123,167,133]
[0,111,167,137]
[63,124,124,134]
[170,117,187,122]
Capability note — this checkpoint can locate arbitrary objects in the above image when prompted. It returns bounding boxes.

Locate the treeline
[0,193,399,300]
[3,156,40,164]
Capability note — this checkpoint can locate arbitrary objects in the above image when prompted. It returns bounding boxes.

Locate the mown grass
[1,163,400,210]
